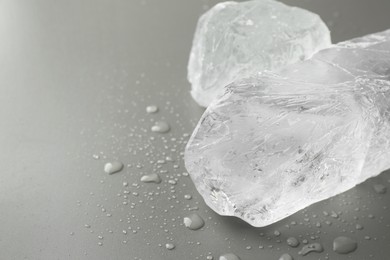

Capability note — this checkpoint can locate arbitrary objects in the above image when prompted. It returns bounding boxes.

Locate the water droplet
[298,243,323,256]
[286,237,299,247]
[151,121,170,133]
[184,194,192,200]
[165,243,175,250]
[104,161,124,175]
[279,253,293,260]
[219,253,240,260]
[140,173,161,183]
[183,213,205,230]
[206,256,214,260]
[168,179,177,185]
[373,184,387,194]
[333,236,357,254]
[274,230,281,236]
[146,105,158,114]
[355,224,363,230]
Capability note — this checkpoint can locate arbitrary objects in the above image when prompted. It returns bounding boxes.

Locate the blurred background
[0,0,389,259]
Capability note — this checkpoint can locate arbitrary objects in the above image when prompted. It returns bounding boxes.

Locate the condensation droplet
[140,173,161,184]
[104,161,124,175]
[279,253,293,260]
[219,253,240,260]
[286,237,299,248]
[151,121,170,133]
[373,184,387,194]
[355,224,364,230]
[165,243,175,250]
[183,213,205,230]
[333,236,357,254]
[298,243,323,256]
[146,105,159,114]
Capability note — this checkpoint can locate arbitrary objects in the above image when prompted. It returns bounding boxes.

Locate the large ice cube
[185,29,390,227]
[188,0,331,107]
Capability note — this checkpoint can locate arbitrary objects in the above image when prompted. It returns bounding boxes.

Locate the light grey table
[0,0,389,259]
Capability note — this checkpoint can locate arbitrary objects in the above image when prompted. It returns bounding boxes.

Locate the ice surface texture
[185,29,390,227]
[187,0,331,107]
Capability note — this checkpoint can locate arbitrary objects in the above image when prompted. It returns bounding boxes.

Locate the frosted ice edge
[187,0,331,107]
[185,29,390,227]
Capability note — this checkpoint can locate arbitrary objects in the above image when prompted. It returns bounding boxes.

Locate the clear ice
[185,29,390,227]
[187,0,331,107]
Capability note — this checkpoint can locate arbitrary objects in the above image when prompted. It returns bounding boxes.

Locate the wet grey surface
[0,0,389,259]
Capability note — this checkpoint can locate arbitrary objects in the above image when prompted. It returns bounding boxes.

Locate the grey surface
[0,0,389,259]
